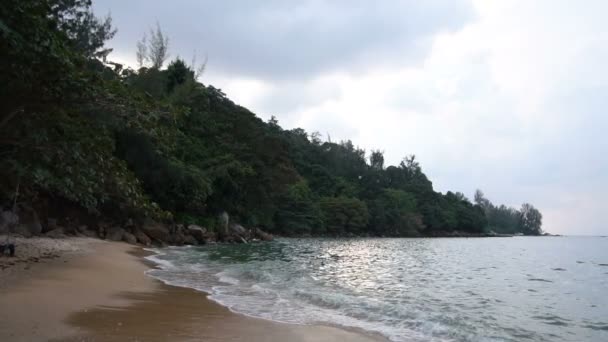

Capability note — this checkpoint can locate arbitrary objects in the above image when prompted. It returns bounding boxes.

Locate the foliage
[0,0,542,236]
[320,196,369,235]
[136,22,169,69]
[274,181,323,235]
[369,189,422,236]
[49,0,116,58]
[519,203,543,235]
[474,190,543,235]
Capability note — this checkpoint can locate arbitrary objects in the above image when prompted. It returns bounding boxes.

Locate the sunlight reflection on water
[147,237,608,342]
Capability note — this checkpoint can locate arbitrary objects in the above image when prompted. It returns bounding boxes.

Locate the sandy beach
[0,238,385,342]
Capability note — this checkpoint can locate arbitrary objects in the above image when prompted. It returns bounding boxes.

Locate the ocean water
[145,237,608,341]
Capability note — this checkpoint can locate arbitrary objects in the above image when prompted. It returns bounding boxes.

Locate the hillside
[0,0,542,238]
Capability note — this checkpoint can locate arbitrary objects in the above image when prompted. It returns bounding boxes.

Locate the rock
[13,225,32,237]
[123,232,137,245]
[78,225,98,238]
[141,222,171,242]
[183,234,198,245]
[76,224,98,238]
[171,228,186,246]
[134,229,151,246]
[45,228,67,239]
[0,210,18,234]
[97,222,108,239]
[47,218,58,232]
[187,225,207,242]
[125,218,135,228]
[106,227,125,241]
[199,232,217,244]
[17,206,42,236]
[253,228,273,241]
[229,223,247,235]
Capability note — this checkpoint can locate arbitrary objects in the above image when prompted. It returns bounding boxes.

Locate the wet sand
[0,239,385,342]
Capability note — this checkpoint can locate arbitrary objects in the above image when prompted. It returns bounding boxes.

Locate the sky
[93,0,608,235]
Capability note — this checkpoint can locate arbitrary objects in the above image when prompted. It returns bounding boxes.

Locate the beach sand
[0,238,386,342]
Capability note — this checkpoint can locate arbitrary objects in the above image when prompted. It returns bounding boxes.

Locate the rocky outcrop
[253,227,273,241]
[134,229,152,246]
[169,225,187,246]
[105,226,126,241]
[122,232,137,245]
[77,225,99,238]
[141,222,171,242]
[187,224,207,243]
[45,228,67,239]
[9,206,42,237]
[0,210,18,234]
[1,206,272,248]
[183,234,198,245]
[229,223,247,236]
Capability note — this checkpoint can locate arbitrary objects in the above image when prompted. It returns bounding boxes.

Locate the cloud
[94,0,473,80]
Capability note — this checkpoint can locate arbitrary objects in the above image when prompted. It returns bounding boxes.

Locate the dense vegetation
[0,0,543,237]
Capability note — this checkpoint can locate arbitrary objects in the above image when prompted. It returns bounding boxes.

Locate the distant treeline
[0,0,542,236]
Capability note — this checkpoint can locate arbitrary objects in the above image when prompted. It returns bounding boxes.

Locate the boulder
[0,210,18,234]
[18,206,42,236]
[183,234,198,245]
[123,232,137,245]
[187,225,207,243]
[77,225,98,238]
[253,228,273,241]
[141,222,171,242]
[106,227,126,241]
[229,223,246,234]
[124,218,135,228]
[47,218,58,232]
[13,225,33,237]
[45,228,67,239]
[171,229,186,246]
[97,222,109,239]
[203,232,218,244]
[134,229,151,246]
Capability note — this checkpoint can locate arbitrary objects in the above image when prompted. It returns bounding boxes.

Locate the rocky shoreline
[0,207,274,253]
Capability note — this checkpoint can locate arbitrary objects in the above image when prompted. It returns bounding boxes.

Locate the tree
[474,189,492,210]
[519,203,543,235]
[136,33,147,68]
[136,22,169,69]
[369,189,422,236]
[369,150,384,170]
[274,181,323,235]
[49,0,117,58]
[401,155,420,175]
[319,196,369,235]
[166,58,194,92]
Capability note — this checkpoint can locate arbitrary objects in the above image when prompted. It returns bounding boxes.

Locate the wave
[141,238,608,342]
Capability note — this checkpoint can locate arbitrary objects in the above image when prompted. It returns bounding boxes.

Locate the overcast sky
[94,0,607,235]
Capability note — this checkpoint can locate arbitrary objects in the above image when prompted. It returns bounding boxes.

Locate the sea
[145,237,608,341]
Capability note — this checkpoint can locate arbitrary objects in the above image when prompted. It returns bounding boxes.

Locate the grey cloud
[95,0,474,80]
[254,81,342,117]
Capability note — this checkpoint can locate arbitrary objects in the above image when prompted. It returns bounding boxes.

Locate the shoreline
[0,238,386,342]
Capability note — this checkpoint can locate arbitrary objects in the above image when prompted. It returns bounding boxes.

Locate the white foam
[217,274,240,285]
[141,247,408,341]
[144,253,178,270]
